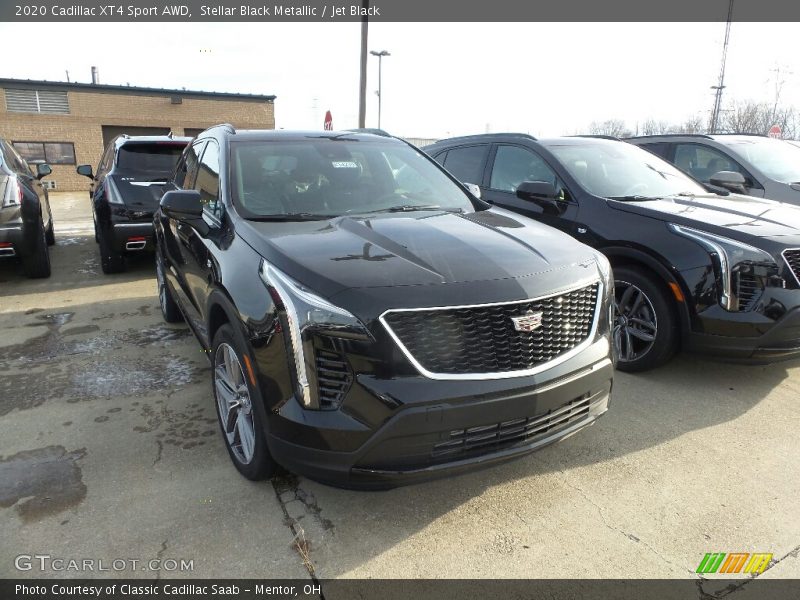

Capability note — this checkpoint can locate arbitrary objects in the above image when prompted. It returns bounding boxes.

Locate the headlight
[259,260,370,409]
[1,176,22,207]
[669,224,779,311]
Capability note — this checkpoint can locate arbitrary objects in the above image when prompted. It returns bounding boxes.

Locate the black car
[424,134,800,371]
[0,139,54,278]
[627,134,800,205]
[153,126,614,487]
[77,134,190,274]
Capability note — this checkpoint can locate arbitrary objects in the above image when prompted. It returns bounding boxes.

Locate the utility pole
[709,0,734,134]
[357,0,369,128]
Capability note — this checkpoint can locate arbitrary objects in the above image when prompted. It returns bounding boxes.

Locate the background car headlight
[669,224,780,312]
[259,260,370,409]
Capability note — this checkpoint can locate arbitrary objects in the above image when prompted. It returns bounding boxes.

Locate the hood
[109,173,171,213]
[608,193,800,239]
[236,208,600,301]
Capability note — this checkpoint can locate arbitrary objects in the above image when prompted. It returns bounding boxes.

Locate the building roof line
[0,78,276,102]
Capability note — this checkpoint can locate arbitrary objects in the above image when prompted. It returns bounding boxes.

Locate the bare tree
[719,100,798,138]
[588,119,633,138]
[641,119,672,135]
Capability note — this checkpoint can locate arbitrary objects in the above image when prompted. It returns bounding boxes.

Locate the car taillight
[1,176,23,207]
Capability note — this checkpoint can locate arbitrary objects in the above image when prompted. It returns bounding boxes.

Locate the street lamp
[370,50,390,129]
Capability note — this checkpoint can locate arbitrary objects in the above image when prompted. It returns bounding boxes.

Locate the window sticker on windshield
[332,161,359,169]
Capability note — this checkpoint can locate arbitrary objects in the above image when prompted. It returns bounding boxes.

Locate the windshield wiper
[607,195,663,202]
[369,205,461,213]
[246,213,334,221]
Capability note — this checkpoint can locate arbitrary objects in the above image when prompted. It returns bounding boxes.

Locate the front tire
[22,218,52,279]
[211,324,276,481]
[612,266,678,372]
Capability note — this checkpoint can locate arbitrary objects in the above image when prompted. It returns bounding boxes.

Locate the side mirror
[36,163,52,179]
[709,170,747,194]
[76,164,94,179]
[463,182,481,199]
[160,189,202,219]
[160,189,209,236]
[516,181,564,215]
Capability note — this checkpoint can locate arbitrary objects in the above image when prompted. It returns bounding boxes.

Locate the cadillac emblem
[511,311,544,333]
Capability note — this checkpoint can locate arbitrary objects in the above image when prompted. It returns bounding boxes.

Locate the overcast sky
[1,21,799,138]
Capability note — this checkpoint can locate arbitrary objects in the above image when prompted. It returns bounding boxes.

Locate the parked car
[0,139,54,278]
[627,134,800,204]
[153,126,614,487]
[424,134,800,372]
[77,134,190,274]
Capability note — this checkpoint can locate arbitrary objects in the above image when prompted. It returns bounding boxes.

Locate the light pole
[370,50,390,129]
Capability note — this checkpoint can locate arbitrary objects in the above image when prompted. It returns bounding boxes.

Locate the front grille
[382,282,600,375]
[784,249,800,285]
[431,395,592,460]
[734,273,761,312]
[315,349,352,410]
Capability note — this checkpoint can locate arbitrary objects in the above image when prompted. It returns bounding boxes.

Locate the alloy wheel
[613,280,658,364]
[213,343,256,465]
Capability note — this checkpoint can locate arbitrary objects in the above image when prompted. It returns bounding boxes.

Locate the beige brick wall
[0,87,275,191]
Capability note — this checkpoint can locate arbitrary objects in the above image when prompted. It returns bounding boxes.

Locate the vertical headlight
[668,224,779,312]
[259,260,369,409]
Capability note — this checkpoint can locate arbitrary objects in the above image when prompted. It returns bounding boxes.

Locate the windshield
[230,139,476,219]
[723,138,800,184]
[547,141,706,199]
[116,143,187,173]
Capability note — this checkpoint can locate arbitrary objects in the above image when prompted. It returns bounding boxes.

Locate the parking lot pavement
[2,193,800,587]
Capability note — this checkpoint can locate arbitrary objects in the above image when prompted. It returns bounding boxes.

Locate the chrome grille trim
[379,278,603,380]
[782,249,800,287]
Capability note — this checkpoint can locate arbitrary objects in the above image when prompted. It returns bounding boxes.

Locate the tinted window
[230,140,476,218]
[174,141,204,189]
[116,143,186,172]
[442,145,487,184]
[638,142,670,160]
[194,141,220,218]
[547,141,706,198]
[674,143,744,183]
[724,138,800,184]
[490,145,557,192]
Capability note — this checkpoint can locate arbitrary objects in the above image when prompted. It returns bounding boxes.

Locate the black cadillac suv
[424,134,800,371]
[77,134,190,274]
[153,126,614,487]
[0,138,54,278]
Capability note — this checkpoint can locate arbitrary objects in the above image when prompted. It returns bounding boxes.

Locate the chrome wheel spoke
[237,412,255,463]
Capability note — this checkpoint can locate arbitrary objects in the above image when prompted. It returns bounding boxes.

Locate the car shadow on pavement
[0,233,157,296]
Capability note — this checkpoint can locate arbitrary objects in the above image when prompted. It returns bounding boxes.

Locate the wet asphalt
[1,193,799,590]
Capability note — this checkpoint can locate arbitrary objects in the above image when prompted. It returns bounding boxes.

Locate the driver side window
[489,145,558,193]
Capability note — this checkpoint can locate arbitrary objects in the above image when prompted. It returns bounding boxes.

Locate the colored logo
[696,552,773,574]
[511,311,544,333]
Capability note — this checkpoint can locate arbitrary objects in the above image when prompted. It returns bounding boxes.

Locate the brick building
[0,78,276,191]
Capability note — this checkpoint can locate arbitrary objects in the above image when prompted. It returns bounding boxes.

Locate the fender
[600,244,696,338]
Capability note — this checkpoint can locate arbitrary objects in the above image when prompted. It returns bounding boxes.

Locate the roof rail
[435,132,538,143]
[625,133,713,140]
[346,128,392,137]
[206,123,236,134]
[571,134,620,141]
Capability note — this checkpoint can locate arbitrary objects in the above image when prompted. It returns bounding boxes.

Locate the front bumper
[687,303,800,363]
[266,350,613,489]
[0,223,24,257]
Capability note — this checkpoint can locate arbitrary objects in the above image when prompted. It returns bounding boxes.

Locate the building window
[4,88,70,114]
[13,142,76,165]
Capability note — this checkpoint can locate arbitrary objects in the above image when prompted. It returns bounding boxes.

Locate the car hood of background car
[110,174,171,213]
[608,193,800,239]
[236,208,602,306]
